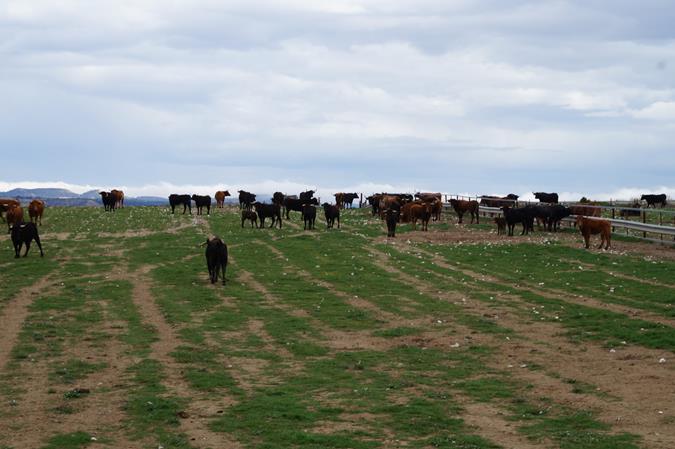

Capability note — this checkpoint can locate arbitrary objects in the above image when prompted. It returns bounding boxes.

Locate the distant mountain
[0,187,168,206]
[0,188,80,198]
[79,189,101,199]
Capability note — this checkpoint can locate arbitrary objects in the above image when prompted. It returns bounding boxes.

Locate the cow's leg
[34,235,44,257]
[23,240,31,257]
[14,242,21,258]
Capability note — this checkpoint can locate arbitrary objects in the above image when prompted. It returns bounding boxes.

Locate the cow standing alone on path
[204,237,228,284]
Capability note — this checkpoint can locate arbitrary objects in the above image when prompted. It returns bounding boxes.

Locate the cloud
[1,1,675,192]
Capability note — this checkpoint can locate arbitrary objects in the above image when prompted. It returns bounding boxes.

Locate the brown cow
[334,193,345,209]
[0,199,20,222]
[400,200,423,223]
[410,203,432,231]
[28,199,45,225]
[576,216,611,250]
[6,205,24,232]
[378,195,402,219]
[215,190,231,208]
[449,199,479,224]
[111,189,124,208]
[570,203,601,217]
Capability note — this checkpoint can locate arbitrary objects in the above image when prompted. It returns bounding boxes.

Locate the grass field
[0,206,673,449]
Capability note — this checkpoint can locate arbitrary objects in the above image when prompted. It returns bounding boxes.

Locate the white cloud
[1,1,675,191]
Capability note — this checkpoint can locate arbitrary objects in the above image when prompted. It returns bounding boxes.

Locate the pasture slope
[0,206,673,449]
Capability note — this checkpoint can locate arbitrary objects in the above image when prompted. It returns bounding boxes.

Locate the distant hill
[0,188,81,198]
[0,187,168,207]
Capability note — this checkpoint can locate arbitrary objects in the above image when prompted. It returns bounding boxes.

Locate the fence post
[642,210,647,239]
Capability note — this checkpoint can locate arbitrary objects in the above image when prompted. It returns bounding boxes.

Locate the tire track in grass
[0,273,58,370]
[365,247,551,449]
[371,245,675,449]
[405,244,675,329]
[1,260,142,448]
[129,264,242,449]
[256,239,402,323]
[459,400,544,449]
[563,257,675,290]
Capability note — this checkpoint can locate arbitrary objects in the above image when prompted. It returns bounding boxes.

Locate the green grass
[3,206,668,448]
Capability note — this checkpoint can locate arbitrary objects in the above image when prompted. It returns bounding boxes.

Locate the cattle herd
[1,190,672,283]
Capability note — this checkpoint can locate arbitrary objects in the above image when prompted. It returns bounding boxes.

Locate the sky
[1,0,674,200]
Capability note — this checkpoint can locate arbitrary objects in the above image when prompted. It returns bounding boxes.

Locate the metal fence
[440,194,675,245]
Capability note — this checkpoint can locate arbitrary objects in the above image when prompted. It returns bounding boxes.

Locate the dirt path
[399,243,675,329]
[256,240,401,323]
[128,265,242,449]
[0,273,57,370]
[368,245,675,449]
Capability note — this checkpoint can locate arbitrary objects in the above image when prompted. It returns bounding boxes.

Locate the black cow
[253,202,282,228]
[501,206,535,236]
[284,197,318,219]
[272,192,285,205]
[386,193,414,204]
[299,190,315,202]
[169,194,192,214]
[238,190,257,210]
[191,195,212,215]
[11,222,43,258]
[548,205,572,231]
[204,237,228,284]
[340,193,360,208]
[303,204,316,230]
[533,192,559,204]
[322,203,340,229]
[241,210,258,228]
[367,194,382,216]
[641,194,667,208]
[385,208,399,237]
[524,205,552,231]
[99,191,116,212]
[480,194,519,208]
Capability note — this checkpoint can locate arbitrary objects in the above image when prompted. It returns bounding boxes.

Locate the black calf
[11,222,43,258]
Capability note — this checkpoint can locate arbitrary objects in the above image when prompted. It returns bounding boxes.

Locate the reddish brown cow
[111,189,125,208]
[400,200,423,223]
[6,205,24,232]
[28,199,45,225]
[378,195,402,219]
[576,216,611,250]
[0,199,20,222]
[570,204,601,217]
[410,203,432,231]
[215,190,231,208]
[449,199,479,224]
